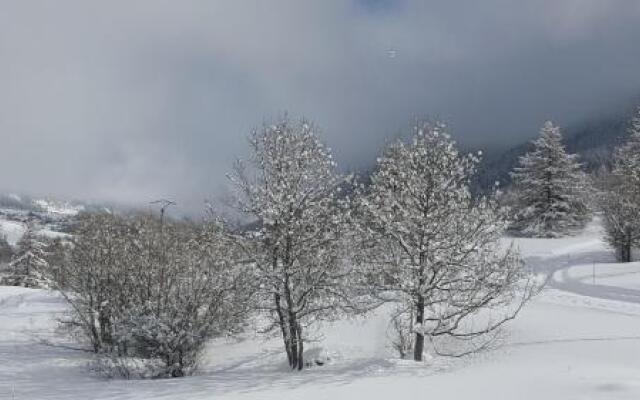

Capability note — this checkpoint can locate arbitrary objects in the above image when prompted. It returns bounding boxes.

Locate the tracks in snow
[526,248,640,305]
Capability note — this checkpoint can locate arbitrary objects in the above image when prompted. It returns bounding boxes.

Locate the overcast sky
[1,0,640,211]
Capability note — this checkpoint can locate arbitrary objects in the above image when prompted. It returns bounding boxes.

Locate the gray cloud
[1,0,640,212]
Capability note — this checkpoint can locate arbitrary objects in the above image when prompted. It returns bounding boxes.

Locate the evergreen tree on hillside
[0,225,50,288]
[509,121,589,237]
[600,109,640,262]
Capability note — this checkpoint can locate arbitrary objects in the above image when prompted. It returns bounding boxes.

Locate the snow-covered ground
[0,219,26,246]
[2,218,640,399]
[32,199,84,216]
[0,216,71,247]
[563,262,640,291]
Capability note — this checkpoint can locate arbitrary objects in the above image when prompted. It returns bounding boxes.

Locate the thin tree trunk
[274,293,292,365]
[622,241,632,263]
[414,294,425,361]
[283,273,299,369]
[271,244,294,367]
[287,312,299,369]
[296,323,304,370]
[99,311,112,351]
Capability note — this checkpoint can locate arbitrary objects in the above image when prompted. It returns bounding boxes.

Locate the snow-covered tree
[229,116,362,370]
[600,109,640,262]
[355,122,535,361]
[613,109,640,186]
[43,236,71,287]
[509,121,589,237]
[1,225,50,288]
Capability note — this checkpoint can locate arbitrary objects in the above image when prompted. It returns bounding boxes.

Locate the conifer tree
[1,225,50,288]
[510,121,589,237]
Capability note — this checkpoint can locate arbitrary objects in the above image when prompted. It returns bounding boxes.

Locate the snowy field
[2,218,640,399]
[0,219,26,246]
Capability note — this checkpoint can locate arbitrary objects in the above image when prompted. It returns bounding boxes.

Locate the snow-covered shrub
[89,355,168,379]
[57,213,132,353]
[115,224,249,377]
[56,212,250,377]
[355,122,537,361]
[509,121,590,237]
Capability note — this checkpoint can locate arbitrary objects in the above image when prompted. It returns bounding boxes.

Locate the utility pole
[150,199,176,229]
[150,199,176,315]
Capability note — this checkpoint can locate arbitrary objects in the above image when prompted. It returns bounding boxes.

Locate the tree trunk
[287,313,299,369]
[621,241,632,263]
[274,293,292,365]
[282,276,301,370]
[99,310,112,351]
[90,315,101,353]
[296,323,304,370]
[413,294,425,361]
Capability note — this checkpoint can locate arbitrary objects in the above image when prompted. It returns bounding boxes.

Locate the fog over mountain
[1,1,640,212]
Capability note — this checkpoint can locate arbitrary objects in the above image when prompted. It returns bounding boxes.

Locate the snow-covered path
[2,218,640,399]
[553,265,640,304]
[515,217,640,304]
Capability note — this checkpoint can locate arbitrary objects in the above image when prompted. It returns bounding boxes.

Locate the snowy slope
[0,219,26,246]
[0,217,70,247]
[2,218,640,399]
[33,199,84,216]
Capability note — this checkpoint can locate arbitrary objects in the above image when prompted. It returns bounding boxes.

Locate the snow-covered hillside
[0,219,26,246]
[0,195,78,248]
[2,219,640,399]
[32,199,84,216]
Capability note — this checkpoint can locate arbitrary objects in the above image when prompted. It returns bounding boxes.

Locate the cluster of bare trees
[56,213,251,377]
[226,117,535,365]
[48,115,535,377]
